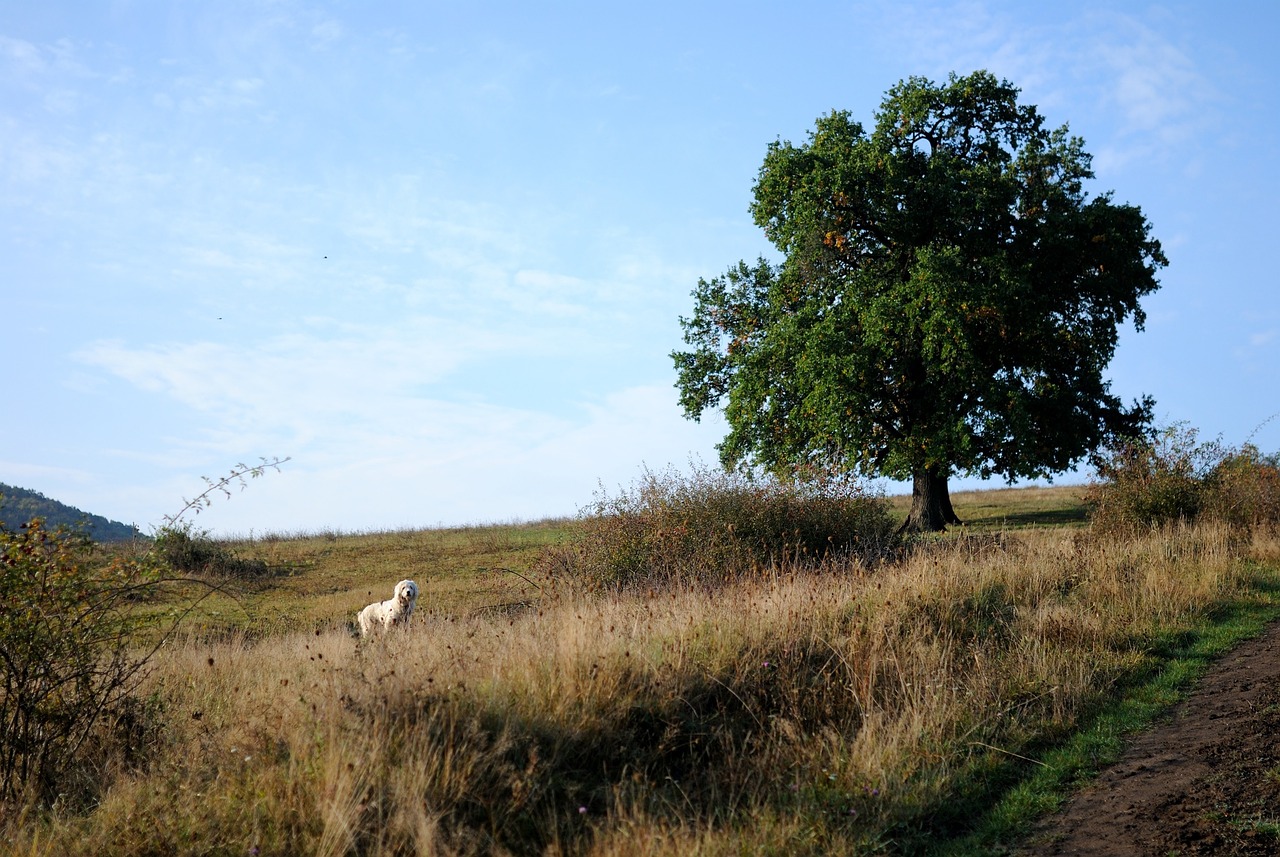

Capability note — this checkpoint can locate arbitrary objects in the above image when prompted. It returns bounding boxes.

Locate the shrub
[152,522,268,578]
[1087,424,1280,534]
[1084,424,1222,531]
[0,517,162,808]
[1203,445,1280,532]
[536,464,897,589]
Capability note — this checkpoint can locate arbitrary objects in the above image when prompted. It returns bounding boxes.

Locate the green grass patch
[123,518,577,641]
[932,563,1280,856]
[888,484,1089,531]
[124,486,1087,640]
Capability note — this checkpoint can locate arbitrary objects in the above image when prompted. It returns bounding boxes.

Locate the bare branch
[164,457,290,526]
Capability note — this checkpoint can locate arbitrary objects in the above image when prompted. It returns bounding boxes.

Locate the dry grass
[124,520,574,643]
[5,517,1275,855]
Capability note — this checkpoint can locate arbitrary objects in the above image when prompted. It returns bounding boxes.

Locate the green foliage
[0,517,162,807]
[152,522,268,578]
[673,70,1164,530]
[536,464,898,589]
[1086,424,1218,530]
[1086,424,1280,533]
[0,483,142,542]
[147,458,289,578]
[0,459,286,814]
[1204,445,1280,532]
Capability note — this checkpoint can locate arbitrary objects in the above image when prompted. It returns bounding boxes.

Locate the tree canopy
[672,71,1166,532]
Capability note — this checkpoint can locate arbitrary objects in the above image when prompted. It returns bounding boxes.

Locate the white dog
[357,579,419,637]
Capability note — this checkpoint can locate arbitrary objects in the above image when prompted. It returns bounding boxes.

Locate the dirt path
[1019,620,1280,855]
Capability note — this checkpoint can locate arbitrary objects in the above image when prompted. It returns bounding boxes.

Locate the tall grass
[537,465,897,590]
[6,520,1275,855]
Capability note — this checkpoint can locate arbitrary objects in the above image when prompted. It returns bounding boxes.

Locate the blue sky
[3,1,1277,534]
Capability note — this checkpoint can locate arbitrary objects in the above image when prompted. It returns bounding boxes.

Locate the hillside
[0,482,144,542]
[4,480,1280,854]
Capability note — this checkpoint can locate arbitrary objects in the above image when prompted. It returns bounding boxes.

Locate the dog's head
[395,579,419,608]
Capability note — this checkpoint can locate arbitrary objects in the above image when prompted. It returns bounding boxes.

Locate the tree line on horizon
[0,483,143,542]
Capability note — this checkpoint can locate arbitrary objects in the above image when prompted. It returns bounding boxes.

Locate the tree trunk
[936,473,962,527]
[900,466,964,533]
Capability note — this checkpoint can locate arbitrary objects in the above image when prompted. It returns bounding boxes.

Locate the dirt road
[1019,620,1280,855]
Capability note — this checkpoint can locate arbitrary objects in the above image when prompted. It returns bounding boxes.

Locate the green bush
[1084,424,1219,531]
[0,461,284,815]
[1203,445,1280,532]
[1086,424,1280,533]
[147,457,287,578]
[0,518,162,808]
[537,464,897,590]
[152,522,268,577]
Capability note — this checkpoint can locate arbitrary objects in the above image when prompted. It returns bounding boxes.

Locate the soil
[1019,620,1280,856]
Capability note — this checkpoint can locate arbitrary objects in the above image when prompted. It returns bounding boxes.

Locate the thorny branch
[163,457,290,526]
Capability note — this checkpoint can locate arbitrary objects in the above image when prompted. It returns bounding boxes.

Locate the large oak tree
[673,71,1166,532]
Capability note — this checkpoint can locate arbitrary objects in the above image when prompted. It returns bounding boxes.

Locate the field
[133,518,578,641]
[137,485,1090,639]
[4,484,1280,855]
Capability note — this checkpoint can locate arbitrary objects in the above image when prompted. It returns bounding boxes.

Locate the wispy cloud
[1234,326,1279,373]
[1082,14,1219,171]
[309,19,344,51]
[76,317,515,427]
[0,34,92,81]
[179,381,721,533]
[0,460,96,488]
[0,35,45,74]
[72,318,719,529]
[156,75,266,113]
[874,3,1221,173]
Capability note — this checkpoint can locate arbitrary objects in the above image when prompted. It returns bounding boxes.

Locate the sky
[3,1,1278,535]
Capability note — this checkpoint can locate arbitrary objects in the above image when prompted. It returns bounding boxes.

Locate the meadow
[3,475,1280,855]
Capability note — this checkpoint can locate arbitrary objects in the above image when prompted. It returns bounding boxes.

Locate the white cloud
[0,33,107,98]
[166,75,266,113]
[0,122,80,185]
[1249,330,1277,348]
[874,3,1220,173]
[0,34,91,81]
[67,307,721,533]
[76,317,511,424]
[0,35,45,74]
[310,19,344,50]
[42,88,80,115]
[0,460,95,488]
[1233,328,1279,372]
[171,382,723,534]
[1084,16,1218,170]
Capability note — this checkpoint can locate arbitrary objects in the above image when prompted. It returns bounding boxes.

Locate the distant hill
[0,483,145,542]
